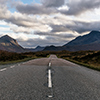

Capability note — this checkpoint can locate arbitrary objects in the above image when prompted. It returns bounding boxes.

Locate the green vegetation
[0,50,34,65]
[56,50,100,71]
[0,50,51,65]
[0,50,100,71]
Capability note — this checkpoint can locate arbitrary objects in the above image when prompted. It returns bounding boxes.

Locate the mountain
[63,30,100,51]
[43,45,62,51]
[1,31,100,52]
[34,46,45,51]
[65,31,100,46]
[27,46,45,52]
[43,31,100,51]
[0,35,25,52]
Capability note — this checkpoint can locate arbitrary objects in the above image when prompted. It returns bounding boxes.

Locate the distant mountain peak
[1,34,13,39]
[0,35,25,52]
[89,30,100,36]
[90,30,100,33]
[0,35,16,42]
[36,45,41,48]
[64,30,100,46]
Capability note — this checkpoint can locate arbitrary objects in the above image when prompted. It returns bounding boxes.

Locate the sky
[0,0,100,48]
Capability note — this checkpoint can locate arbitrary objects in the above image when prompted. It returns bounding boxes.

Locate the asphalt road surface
[0,55,100,100]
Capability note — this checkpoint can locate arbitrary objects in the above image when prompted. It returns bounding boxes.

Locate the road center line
[48,69,52,88]
[10,65,15,68]
[47,62,53,98]
[49,62,51,67]
[48,95,53,98]
[0,68,7,72]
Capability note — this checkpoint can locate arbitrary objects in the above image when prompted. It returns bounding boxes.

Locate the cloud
[34,31,75,39]
[13,0,64,15]
[18,36,70,48]
[65,21,100,33]
[59,0,100,15]
[14,0,100,16]
[5,13,34,27]
[14,2,57,15]
[1,0,100,48]
[0,0,10,4]
[50,25,69,32]
[4,10,100,36]
[41,0,65,7]
[10,26,32,34]
[0,6,11,20]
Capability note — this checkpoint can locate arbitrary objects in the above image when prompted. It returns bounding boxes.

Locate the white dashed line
[0,68,7,72]
[48,69,52,88]
[47,62,53,98]
[49,62,51,67]
[48,95,53,98]
[10,65,15,69]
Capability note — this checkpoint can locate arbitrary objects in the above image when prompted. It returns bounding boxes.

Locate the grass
[0,52,50,65]
[64,58,100,71]
[0,57,36,65]
[0,50,100,72]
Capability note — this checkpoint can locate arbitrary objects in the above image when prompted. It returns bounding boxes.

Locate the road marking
[49,62,51,67]
[10,65,15,68]
[48,69,52,88]
[48,95,53,98]
[48,69,53,98]
[47,62,53,98]
[18,64,20,66]
[0,68,7,72]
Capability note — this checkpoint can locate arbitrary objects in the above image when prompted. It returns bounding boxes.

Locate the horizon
[0,30,100,49]
[0,0,100,48]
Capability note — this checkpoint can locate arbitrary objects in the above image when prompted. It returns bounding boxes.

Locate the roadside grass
[0,57,35,65]
[0,50,50,65]
[57,50,100,71]
[64,57,100,71]
[1,50,100,72]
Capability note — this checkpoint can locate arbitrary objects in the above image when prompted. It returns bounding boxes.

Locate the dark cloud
[59,0,100,15]
[34,31,75,39]
[13,0,65,15]
[14,2,57,15]
[13,0,100,16]
[50,25,69,32]
[65,21,100,33]
[41,0,65,7]
[5,15,33,27]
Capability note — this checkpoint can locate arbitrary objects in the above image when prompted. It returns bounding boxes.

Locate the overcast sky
[0,0,100,48]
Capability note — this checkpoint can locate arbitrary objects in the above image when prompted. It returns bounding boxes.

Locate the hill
[43,31,100,51]
[27,46,45,52]
[64,31,100,46]
[0,35,25,52]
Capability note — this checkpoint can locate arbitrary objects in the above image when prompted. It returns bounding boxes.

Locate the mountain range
[44,31,100,51]
[0,30,100,52]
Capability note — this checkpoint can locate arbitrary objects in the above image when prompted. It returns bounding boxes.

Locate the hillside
[0,35,25,52]
[43,31,100,51]
[27,46,45,52]
[64,31,100,46]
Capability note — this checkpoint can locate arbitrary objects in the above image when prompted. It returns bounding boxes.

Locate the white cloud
[0,0,100,48]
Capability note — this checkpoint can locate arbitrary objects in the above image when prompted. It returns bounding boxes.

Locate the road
[0,55,100,100]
